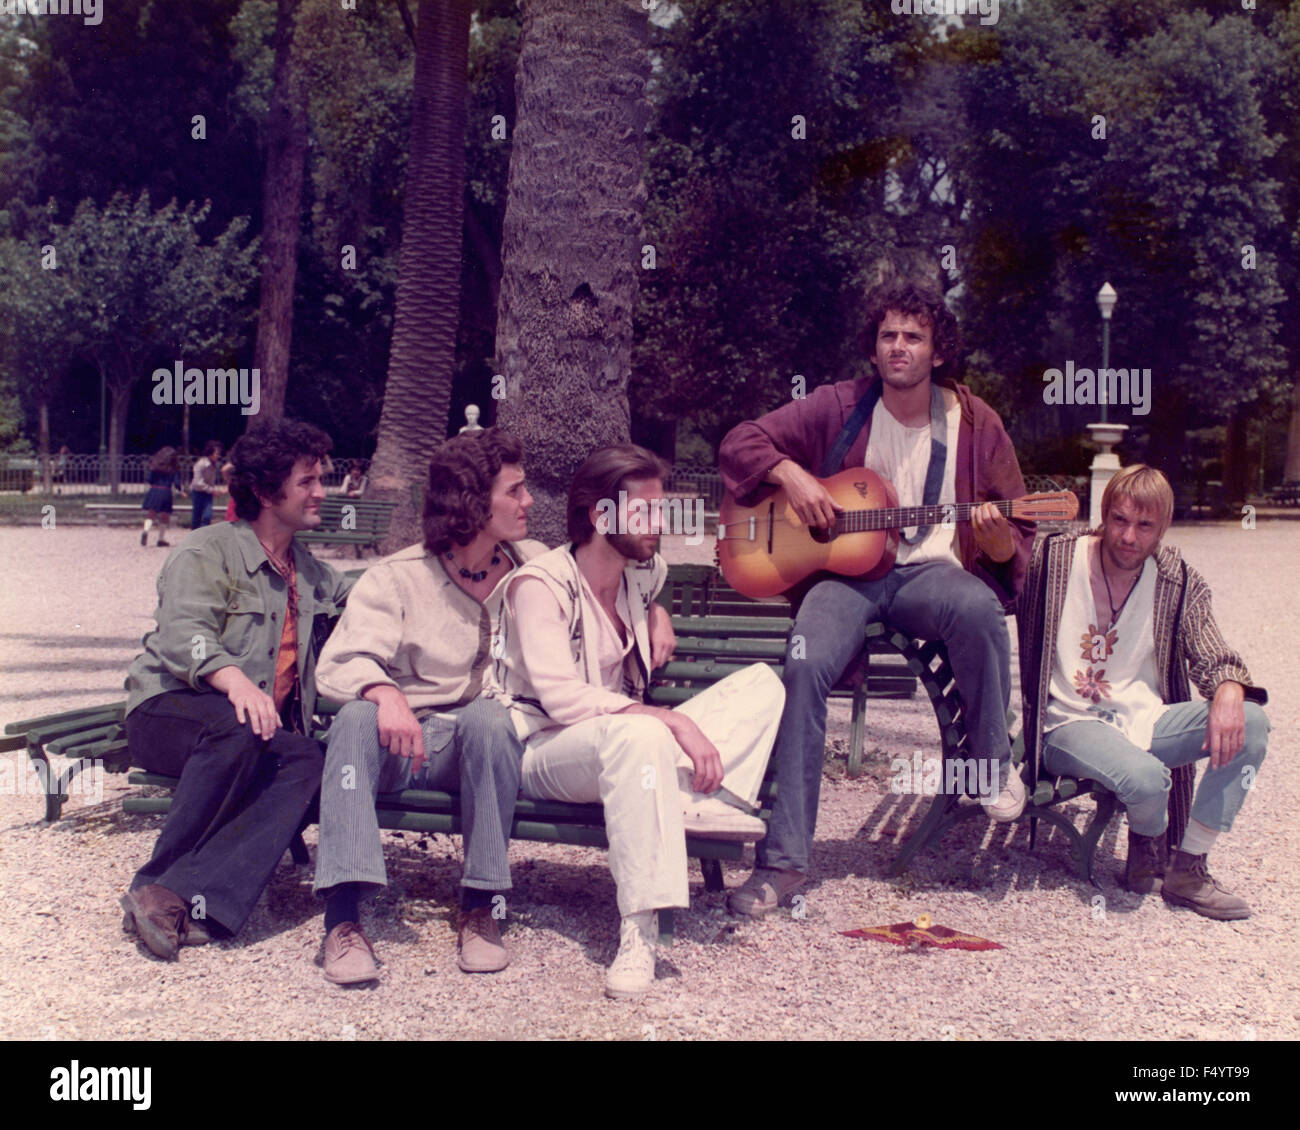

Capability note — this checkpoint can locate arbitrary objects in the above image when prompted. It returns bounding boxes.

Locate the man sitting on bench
[492,444,784,1000]
[120,419,354,959]
[717,273,1033,917]
[1019,464,1269,918]
[311,429,545,984]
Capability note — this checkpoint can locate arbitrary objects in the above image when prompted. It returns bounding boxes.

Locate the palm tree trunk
[250,0,308,424]
[494,0,651,545]
[368,0,473,553]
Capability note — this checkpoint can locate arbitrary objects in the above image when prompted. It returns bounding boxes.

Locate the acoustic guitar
[717,467,1078,598]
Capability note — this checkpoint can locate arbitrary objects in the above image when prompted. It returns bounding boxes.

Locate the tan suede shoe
[323,922,380,984]
[457,906,510,973]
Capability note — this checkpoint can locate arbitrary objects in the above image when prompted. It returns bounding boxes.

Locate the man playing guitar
[718,274,1034,916]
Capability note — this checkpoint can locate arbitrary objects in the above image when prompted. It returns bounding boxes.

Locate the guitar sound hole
[808,525,833,545]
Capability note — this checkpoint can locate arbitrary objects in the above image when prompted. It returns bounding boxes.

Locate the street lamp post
[1087,282,1127,527]
[1097,282,1115,424]
[98,369,108,487]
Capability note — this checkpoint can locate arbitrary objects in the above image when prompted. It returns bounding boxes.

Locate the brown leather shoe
[1123,829,1166,894]
[123,906,211,946]
[1162,851,1251,920]
[457,905,510,973]
[322,922,380,985]
[120,885,187,960]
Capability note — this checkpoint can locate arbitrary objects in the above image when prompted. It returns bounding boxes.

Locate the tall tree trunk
[494,0,651,546]
[108,382,131,494]
[368,0,472,553]
[1223,405,1250,510]
[250,0,308,424]
[38,400,51,494]
[1285,376,1300,484]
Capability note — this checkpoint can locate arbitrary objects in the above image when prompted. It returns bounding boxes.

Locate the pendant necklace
[1099,553,1137,630]
[447,544,501,583]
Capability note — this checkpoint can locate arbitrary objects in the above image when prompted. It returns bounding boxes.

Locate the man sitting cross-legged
[718,274,1034,917]
[492,444,784,1000]
[312,429,545,983]
[1019,464,1269,918]
[120,419,354,959]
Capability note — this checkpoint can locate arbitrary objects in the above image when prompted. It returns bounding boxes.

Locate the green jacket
[125,520,354,724]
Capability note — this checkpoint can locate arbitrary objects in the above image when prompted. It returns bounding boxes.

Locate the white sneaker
[604,911,657,1000]
[981,761,1027,823]
[681,793,766,842]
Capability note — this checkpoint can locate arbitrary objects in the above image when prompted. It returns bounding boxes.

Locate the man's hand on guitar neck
[970,501,1016,563]
[768,459,843,528]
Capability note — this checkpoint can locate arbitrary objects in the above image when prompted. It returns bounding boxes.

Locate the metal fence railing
[0,454,371,495]
[666,464,725,512]
[1,454,1085,517]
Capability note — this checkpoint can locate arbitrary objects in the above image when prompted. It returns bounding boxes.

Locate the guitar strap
[819,381,948,545]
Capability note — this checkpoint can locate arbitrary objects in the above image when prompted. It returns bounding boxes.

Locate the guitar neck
[838,499,1013,533]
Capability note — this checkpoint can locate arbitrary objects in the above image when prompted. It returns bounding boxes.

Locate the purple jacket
[718,375,1033,606]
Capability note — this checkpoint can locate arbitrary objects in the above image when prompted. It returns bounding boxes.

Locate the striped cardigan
[1017,529,1267,846]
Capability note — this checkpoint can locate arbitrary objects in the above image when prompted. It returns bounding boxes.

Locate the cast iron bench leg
[701,857,724,893]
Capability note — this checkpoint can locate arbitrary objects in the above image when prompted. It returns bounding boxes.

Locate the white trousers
[519,663,785,915]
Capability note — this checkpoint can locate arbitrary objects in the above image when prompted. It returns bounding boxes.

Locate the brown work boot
[726,866,806,918]
[322,922,380,984]
[120,884,187,960]
[1123,829,1166,894]
[457,906,510,973]
[1162,851,1251,921]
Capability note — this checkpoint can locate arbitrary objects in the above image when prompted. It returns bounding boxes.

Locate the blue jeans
[314,696,522,895]
[758,560,1012,873]
[1043,701,1269,837]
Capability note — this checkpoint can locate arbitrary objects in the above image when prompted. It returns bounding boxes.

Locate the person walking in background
[140,446,185,548]
[189,440,223,530]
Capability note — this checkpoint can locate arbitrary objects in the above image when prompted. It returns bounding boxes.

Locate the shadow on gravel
[804,788,1147,916]
[0,633,142,649]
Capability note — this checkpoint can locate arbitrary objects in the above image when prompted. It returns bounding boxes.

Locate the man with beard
[492,444,784,999]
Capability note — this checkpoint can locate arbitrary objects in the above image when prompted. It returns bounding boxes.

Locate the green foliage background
[0,0,1294,493]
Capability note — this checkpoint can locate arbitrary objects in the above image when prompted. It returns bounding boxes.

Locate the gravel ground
[0,520,1296,1041]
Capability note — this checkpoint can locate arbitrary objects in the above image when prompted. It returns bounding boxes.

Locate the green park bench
[295,495,398,554]
[3,563,1192,945]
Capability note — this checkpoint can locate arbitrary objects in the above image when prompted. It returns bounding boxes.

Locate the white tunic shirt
[1044,537,1170,750]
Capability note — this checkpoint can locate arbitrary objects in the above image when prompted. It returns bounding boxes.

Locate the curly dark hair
[228,419,333,521]
[148,446,179,473]
[567,444,672,546]
[863,276,963,379]
[423,428,525,554]
[201,439,223,459]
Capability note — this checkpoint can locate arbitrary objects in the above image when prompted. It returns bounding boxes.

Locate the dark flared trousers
[125,690,324,934]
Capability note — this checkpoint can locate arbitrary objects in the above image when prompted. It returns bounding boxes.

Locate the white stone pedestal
[1087,422,1129,527]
